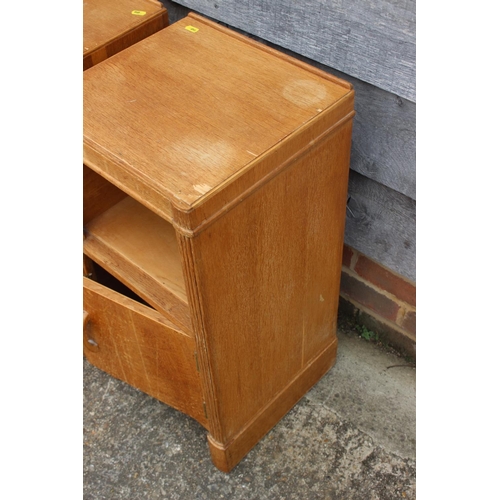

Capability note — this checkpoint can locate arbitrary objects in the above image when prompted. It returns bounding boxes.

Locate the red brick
[354,254,416,307]
[340,271,400,322]
[342,245,354,268]
[401,310,416,336]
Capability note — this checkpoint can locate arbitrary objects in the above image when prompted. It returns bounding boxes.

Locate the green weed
[355,324,379,342]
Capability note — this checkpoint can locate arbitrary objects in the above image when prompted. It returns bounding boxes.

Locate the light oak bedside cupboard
[83,0,168,70]
[83,13,355,472]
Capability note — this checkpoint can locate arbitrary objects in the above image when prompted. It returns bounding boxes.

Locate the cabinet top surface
[84,0,166,55]
[83,14,352,210]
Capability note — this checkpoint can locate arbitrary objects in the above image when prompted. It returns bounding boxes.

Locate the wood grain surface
[83,196,192,331]
[180,119,353,465]
[83,13,351,214]
[83,277,207,427]
[84,0,168,69]
[345,170,416,282]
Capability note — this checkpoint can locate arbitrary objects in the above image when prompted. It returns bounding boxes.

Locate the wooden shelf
[83,196,191,331]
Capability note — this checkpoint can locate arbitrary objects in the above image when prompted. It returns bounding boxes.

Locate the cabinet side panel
[190,121,352,443]
[302,120,352,361]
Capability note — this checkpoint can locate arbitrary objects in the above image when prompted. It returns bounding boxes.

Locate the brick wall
[339,245,416,358]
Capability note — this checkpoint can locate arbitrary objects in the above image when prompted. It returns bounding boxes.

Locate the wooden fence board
[345,170,416,282]
[349,72,416,200]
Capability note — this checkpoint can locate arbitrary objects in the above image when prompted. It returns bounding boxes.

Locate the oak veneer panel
[300,122,353,363]
[83,196,191,332]
[180,121,353,456]
[174,93,355,236]
[207,340,338,472]
[83,0,169,70]
[83,13,352,217]
[83,278,207,427]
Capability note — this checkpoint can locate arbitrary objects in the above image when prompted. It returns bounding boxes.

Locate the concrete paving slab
[83,315,416,499]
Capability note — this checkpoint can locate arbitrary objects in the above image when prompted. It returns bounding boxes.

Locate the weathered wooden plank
[345,170,415,282]
[161,2,416,200]
[169,0,416,102]
[349,79,416,200]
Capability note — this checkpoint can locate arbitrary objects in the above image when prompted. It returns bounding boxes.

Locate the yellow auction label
[185,25,199,33]
[131,10,147,15]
